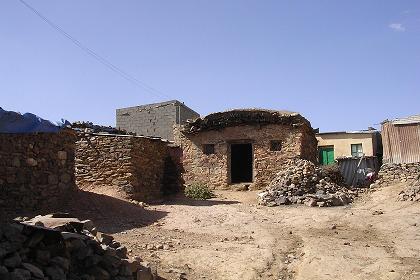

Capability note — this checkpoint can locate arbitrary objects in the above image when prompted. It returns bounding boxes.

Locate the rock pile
[0,213,154,280]
[398,179,420,202]
[258,159,357,207]
[374,162,420,187]
[70,121,134,135]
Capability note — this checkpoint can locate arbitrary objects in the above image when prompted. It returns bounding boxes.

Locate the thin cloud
[389,23,406,32]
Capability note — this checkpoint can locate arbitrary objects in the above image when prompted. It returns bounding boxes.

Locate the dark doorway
[230,143,253,183]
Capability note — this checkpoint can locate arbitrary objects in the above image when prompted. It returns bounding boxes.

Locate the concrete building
[382,115,420,164]
[316,130,382,165]
[174,109,317,190]
[116,100,199,141]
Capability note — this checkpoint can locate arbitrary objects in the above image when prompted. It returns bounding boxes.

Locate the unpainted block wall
[175,124,317,190]
[0,130,77,211]
[116,101,200,141]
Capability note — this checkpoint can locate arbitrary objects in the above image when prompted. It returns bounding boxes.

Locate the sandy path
[111,183,420,280]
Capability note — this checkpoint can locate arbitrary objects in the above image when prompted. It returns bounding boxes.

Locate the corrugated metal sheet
[382,121,420,164]
[391,115,420,125]
[337,157,379,186]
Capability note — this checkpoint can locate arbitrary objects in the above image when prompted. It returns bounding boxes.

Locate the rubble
[0,213,155,280]
[373,162,420,187]
[70,121,134,135]
[398,179,420,202]
[258,159,358,207]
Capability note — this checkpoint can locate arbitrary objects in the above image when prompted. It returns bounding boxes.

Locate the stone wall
[175,124,317,190]
[75,134,181,201]
[374,162,420,187]
[0,130,77,211]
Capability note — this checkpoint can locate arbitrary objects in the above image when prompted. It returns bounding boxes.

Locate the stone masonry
[116,100,200,141]
[0,130,77,211]
[75,134,182,201]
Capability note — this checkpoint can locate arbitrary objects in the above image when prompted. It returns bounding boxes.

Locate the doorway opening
[230,143,253,183]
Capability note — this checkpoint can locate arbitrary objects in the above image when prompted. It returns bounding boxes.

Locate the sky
[1,0,419,132]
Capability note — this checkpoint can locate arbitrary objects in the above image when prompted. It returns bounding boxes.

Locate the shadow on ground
[160,193,240,207]
[3,190,168,234]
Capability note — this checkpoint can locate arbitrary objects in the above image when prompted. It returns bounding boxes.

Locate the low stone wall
[0,130,77,211]
[374,162,420,186]
[75,134,181,201]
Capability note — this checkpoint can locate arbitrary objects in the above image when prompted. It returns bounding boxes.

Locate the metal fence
[337,157,379,186]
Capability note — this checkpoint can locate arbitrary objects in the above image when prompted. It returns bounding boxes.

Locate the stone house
[316,130,382,165]
[116,100,200,141]
[174,109,317,190]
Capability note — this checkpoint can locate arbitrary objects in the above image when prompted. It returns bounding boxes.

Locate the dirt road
[111,183,420,280]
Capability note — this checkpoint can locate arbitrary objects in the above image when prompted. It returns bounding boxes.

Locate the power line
[17,0,171,100]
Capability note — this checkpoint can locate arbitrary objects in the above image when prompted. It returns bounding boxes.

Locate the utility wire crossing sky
[0,0,419,131]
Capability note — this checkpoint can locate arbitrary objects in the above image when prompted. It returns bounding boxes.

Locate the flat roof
[316,130,379,136]
[116,100,199,115]
[383,114,420,125]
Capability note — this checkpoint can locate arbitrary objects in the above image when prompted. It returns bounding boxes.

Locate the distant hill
[0,107,60,133]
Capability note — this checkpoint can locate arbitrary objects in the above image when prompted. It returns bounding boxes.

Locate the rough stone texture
[258,159,358,207]
[398,179,420,202]
[0,130,77,211]
[0,215,155,280]
[373,162,420,187]
[175,122,317,190]
[116,100,199,141]
[75,134,182,201]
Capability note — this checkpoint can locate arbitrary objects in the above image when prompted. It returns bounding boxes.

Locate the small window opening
[351,143,363,157]
[270,140,282,151]
[203,144,215,155]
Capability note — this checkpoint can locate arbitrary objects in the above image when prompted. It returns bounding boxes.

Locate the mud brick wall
[75,134,180,201]
[0,130,77,211]
[375,162,420,186]
[175,124,317,190]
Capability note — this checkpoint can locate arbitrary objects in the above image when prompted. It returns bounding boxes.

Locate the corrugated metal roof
[317,130,379,135]
[388,115,420,125]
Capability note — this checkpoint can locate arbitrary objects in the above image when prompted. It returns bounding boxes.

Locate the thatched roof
[181,109,312,134]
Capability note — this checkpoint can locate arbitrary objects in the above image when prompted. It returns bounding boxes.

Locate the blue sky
[1,0,419,131]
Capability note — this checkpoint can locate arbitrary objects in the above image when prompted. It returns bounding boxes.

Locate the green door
[319,147,334,165]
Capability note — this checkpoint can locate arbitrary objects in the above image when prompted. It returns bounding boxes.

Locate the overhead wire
[17,0,172,100]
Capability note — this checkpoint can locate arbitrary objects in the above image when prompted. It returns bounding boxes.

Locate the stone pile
[0,213,154,280]
[373,162,420,187]
[398,179,420,202]
[71,121,134,135]
[258,159,357,207]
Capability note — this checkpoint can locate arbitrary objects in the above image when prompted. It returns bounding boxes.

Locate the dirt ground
[88,182,418,280]
[17,182,419,280]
